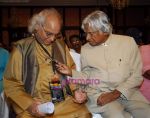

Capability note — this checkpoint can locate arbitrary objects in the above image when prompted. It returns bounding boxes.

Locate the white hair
[82,10,112,34]
[28,8,62,33]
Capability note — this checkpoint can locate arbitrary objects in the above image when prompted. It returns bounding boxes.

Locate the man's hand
[97,90,121,106]
[27,100,46,117]
[55,62,72,76]
[73,89,87,104]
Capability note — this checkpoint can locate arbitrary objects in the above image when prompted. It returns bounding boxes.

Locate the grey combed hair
[28,8,62,33]
[82,10,112,34]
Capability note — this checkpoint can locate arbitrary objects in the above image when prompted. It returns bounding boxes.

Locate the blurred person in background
[69,34,82,54]
[69,35,82,71]
[0,42,9,93]
[126,28,150,102]
[126,27,143,46]
[0,42,9,118]
[140,44,150,102]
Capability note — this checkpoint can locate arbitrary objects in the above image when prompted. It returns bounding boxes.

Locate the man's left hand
[97,90,121,106]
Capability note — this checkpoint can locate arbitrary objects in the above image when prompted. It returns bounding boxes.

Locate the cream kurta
[72,34,149,112]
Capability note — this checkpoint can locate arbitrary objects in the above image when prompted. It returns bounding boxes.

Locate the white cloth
[69,49,81,71]
[0,92,9,118]
[92,113,103,118]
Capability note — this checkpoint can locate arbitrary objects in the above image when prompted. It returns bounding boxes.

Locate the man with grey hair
[4,8,91,118]
[56,10,150,118]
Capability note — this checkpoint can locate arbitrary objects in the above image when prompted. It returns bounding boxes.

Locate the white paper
[38,102,54,114]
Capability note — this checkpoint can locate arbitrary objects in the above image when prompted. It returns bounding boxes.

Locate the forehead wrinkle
[43,16,61,34]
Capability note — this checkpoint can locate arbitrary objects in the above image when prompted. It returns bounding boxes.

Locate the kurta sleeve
[116,38,143,99]
[4,46,33,113]
[72,47,99,80]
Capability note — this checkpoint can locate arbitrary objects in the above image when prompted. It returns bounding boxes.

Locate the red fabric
[140,44,150,102]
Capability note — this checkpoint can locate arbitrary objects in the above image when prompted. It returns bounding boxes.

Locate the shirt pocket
[109,58,130,85]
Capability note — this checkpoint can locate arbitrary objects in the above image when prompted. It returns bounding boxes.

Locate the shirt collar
[101,34,112,46]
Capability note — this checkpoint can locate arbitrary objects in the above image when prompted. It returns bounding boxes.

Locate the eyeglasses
[42,26,62,39]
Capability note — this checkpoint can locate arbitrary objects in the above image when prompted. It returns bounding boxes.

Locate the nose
[86,34,91,42]
[50,35,56,42]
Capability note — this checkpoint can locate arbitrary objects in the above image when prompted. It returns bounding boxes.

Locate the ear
[34,24,42,32]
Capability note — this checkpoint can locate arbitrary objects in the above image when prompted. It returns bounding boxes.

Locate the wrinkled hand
[143,70,150,80]
[27,99,46,117]
[97,90,121,106]
[73,89,87,104]
[55,62,72,76]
